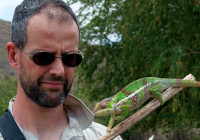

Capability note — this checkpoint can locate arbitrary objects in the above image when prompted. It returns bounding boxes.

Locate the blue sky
[0,0,80,22]
[0,0,23,21]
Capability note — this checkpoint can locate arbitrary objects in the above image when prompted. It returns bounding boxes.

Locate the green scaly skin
[93,77,200,132]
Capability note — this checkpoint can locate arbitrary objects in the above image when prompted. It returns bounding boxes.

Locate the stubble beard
[19,62,72,108]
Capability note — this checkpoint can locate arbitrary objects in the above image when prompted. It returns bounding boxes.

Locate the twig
[97,74,195,140]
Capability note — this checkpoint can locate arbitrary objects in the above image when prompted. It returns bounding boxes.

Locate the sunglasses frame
[19,49,84,67]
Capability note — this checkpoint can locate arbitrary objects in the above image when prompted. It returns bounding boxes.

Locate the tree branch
[97,74,195,140]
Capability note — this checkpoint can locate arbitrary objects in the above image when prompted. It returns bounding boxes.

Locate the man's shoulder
[83,122,123,140]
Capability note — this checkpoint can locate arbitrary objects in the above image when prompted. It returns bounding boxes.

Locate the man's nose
[48,58,65,77]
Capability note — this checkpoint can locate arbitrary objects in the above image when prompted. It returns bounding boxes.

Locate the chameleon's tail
[161,78,200,88]
[173,79,200,88]
[194,81,200,87]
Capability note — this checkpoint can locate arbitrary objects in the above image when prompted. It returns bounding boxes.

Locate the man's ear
[6,42,19,70]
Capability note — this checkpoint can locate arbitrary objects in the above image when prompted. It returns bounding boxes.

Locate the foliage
[0,20,16,76]
[0,75,17,116]
[68,0,200,138]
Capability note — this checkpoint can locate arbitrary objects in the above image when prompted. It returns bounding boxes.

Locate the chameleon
[93,77,200,132]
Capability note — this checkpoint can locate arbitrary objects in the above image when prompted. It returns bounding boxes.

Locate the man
[0,0,122,139]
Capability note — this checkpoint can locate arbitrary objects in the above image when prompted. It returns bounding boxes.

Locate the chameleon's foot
[106,127,111,132]
[150,90,164,105]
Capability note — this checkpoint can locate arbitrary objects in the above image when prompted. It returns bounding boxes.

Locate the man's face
[18,13,79,108]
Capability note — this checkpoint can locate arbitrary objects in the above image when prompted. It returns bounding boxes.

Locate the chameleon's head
[93,97,113,116]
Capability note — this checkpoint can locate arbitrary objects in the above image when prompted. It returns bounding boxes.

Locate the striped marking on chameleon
[131,94,138,108]
[117,78,156,107]
[141,78,150,101]
[116,92,126,101]
[196,81,200,87]
[115,82,152,107]
[126,79,141,93]
[176,79,182,87]
[125,82,135,93]
[179,79,189,87]
[121,88,134,96]
[136,79,146,104]
[116,78,163,109]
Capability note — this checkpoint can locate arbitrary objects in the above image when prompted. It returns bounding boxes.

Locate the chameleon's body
[93,77,200,132]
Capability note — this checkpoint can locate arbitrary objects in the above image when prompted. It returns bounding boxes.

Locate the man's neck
[12,89,68,140]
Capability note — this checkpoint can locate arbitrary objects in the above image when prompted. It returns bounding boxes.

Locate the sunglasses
[20,50,84,67]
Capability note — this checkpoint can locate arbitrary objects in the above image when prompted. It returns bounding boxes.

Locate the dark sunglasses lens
[62,54,82,67]
[32,52,55,66]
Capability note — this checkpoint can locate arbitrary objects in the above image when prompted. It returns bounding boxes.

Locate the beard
[19,62,72,108]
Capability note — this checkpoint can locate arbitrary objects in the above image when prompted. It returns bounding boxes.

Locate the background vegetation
[0,20,16,76]
[0,19,17,115]
[68,0,200,139]
[0,75,17,114]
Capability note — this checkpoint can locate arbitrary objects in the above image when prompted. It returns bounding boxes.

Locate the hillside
[0,19,16,76]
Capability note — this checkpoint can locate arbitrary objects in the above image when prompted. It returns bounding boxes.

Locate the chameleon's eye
[100,102,107,109]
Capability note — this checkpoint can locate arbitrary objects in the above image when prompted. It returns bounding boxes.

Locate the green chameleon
[93,77,200,132]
